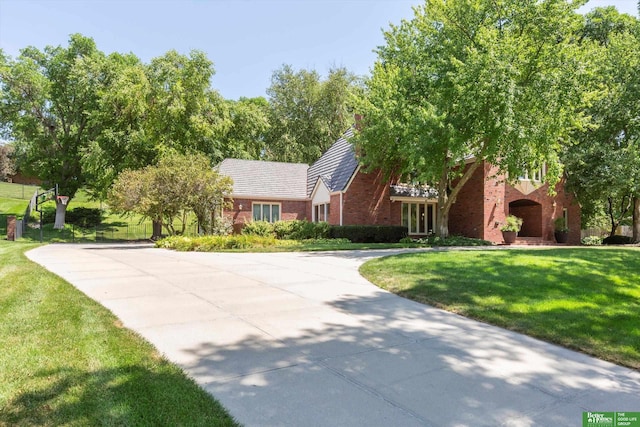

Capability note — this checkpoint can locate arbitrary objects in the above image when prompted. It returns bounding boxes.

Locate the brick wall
[504,178,581,244]
[224,198,309,225]
[448,162,581,244]
[342,169,397,225]
[482,163,508,242]
[449,163,487,239]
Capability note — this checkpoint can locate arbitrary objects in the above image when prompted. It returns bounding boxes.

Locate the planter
[554,231,569,244]
[502,231,517,245]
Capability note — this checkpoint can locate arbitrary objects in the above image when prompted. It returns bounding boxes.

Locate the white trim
[402,201,438,235]
[312,202,330,222]
[232,195,309,202]
[311,179,331,204]
[339,192,343,226]
[390,196,438,203]
[341,165,361,194]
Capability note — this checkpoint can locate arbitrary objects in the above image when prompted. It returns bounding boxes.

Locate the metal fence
[581,226,632,239]
[48,222,201,242]
[0,182,40,200]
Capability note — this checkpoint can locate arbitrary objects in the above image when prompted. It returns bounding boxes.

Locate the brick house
[219,129,581,244]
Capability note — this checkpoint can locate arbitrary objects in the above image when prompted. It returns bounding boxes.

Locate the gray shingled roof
[218,159,309,199]
[307,128,358,196]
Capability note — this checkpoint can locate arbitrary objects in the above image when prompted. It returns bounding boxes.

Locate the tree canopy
[0,34,105,200]
[354,0,588,237]
[108,152,232,236]
[564,6,640,241]
[265,65,358,164]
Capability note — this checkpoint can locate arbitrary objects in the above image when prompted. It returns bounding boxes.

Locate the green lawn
[0,197,30,236]
[0,241,239,426]
[360,247,640,369]
[0,182,40,200]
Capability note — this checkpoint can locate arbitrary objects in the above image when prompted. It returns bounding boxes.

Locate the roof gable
[306,128,358,195]
[218,159,309,199]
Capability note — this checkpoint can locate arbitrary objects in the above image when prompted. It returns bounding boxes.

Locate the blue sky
[1,0,638,100]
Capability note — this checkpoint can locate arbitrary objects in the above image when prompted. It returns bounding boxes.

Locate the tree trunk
[53,200,68,229]
[434,160,482,239]
[435,173,450,239]
[633,196,640,244]
[436,201,450,238]
[152,220,163,240]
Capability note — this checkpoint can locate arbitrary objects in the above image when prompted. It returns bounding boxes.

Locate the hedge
[329,225,407,243]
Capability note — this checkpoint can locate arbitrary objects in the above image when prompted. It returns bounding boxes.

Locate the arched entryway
[509,199,542,237]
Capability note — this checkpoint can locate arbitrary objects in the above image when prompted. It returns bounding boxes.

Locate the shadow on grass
[0,365,236,426]
[361,247,640,368]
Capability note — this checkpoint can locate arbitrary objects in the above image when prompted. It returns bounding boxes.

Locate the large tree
[265,65,357,164]
[0,34,108,227]
[564,7,640,242]
[354,0,587,238]
[222,97,270,160]
[0,143,16,181]
[84,49,231,200]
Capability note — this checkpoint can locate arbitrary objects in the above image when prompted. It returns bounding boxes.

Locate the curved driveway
[27,244,640,426]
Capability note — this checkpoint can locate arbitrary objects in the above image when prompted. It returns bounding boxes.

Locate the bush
[296,221,330,240]
[156,234,279,251]
[41,206,102,227]
[581,235,603,246]
[249,220,331,240]
[602,235,632,245]
[210,215,234,236]
[329,225,407,243]
[412,235,493,246]
[241,220,274,237]
[66,207,103,227]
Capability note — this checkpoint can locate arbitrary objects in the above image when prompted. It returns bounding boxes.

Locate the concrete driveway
[27,244,639,426]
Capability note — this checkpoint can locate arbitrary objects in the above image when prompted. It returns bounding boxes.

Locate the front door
[402,202,436,235]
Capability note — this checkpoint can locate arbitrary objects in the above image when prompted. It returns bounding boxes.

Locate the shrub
[554,217,569,232]
[329,225,407,243]
[602,235,632,245]
[581,235,603,246]
[65,207,103,228]
[41,206,102,227]
[297,221,330,240]
[272,220,304,239]
[210,215,234,236]
[413,235,493,246]
[500,215,523,232]
[156,234,279,251]
[269,220,331,240]
[241,220,274,237]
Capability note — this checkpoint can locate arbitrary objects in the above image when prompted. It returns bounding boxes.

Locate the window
[402,202,436,235]
[518,164,547,182]
[314,203,330,222]
[252,202,280,222]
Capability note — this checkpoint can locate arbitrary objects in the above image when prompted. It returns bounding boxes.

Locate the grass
[0,182,40,200]
[360,247,640,369]
[0,241,239,426]
[0,197,30,236]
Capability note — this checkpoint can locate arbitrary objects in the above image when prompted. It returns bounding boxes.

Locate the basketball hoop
[57,195,69,205]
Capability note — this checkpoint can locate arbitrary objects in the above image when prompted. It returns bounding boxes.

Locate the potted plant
[554,217,569,243]
[500,214,523,244]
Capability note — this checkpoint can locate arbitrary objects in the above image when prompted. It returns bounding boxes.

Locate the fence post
[6,216,16,241]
